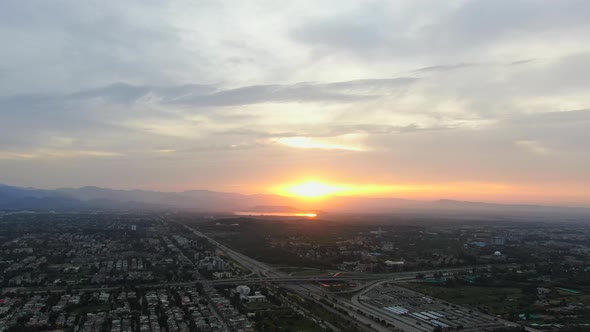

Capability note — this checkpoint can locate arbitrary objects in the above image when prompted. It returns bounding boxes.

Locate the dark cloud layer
[172,77,418,106]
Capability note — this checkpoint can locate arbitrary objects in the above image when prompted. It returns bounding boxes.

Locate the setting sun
[282,181,341,198]
[272,180,520,201]
[276,180,400,199]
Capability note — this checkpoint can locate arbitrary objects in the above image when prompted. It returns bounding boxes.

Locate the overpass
[207,267,480,285]
[205,264,519,286]
[181,223,526,331]
[182,223,517,282]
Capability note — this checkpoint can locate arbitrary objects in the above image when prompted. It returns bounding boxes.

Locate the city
[3,211,590,331]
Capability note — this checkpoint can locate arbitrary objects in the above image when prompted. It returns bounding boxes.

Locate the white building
[236,285,251,297]
[384,260,405,267]
[381,242,394,252]
[492,236,506,245]
[246,291,267,303]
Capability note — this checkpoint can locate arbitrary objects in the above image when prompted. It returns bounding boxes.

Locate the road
[182,223,530,332]
[183,224,284,278]
[185,223,465,331]
[208,265,504,285]
[289,282,392,332]
[16,223,523,331]
[184,223,398,331]
[183,223,517,284]
[351,280,434,332]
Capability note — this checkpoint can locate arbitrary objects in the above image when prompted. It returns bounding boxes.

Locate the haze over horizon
[2,183,589,211]
[1,1,590,206]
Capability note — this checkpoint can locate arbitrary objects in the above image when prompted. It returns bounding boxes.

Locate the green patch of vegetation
[253,308,322,332]
[277,267,304,273]
[245,301,276,311]
[291,269,323,277]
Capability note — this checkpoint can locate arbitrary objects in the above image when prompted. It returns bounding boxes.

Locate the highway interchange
[182,224,531,332]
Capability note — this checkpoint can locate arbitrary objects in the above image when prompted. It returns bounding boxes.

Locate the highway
[289,282,392,332]
[182,223,530,332]
[208,264,515,285]
[183,224,284,278]
[184,224,443,331]
[184,223,517,284]
[183,224,403,331]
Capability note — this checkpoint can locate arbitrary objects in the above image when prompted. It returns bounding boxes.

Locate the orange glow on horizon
[235,212,317,218]
[281,181,343,198]
[272,179,517,200]
[275,180,399,199]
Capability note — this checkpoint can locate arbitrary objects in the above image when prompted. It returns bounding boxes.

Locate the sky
[1,0,589,206]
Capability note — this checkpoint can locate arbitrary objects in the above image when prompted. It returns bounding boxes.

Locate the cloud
[0,77,417,110]
[412,63,480,73]
[410,59,534,74]
[0,1,589,204]
[291,0,590,59]
[515,140,550,155]
[0,149,122,160]
[69,83,217,104]
[438,0,590,46]
[172,77,418,107]
[0,1,201,94]
[271,133,368,151]
[510,109,590,125]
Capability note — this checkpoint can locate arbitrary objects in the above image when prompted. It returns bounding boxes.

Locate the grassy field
[277,267,307,273]
[277,267,325,276]
[245,301,276,311]
[254,308,323,332]
[291,270,324,276]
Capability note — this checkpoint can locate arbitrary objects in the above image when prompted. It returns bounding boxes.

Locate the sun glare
[274,180,515,200]
[283,181,343,198]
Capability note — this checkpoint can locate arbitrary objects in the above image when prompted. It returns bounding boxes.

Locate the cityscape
[2,210,590,331]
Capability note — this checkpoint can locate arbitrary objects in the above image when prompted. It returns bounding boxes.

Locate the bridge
[208,275,384,285]
[205,264,519,285]
[182,223,518,285]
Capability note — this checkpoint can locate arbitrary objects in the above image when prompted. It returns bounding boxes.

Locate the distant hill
[0,184,165,211]
[54,186,288,211]
[0,184,589,218]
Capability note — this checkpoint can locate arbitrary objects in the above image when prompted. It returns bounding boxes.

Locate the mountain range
[1,184,589,218]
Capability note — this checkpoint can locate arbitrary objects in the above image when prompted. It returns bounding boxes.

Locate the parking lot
[361,283,517,331]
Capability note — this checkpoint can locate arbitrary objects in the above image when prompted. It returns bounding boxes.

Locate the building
[384,260,405,267]
[381,242,394,252]
[370,227,386,236]
[492,236,506,245]
[198,257,226,272]
[236,286,251,297]
[246,291,267,303]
